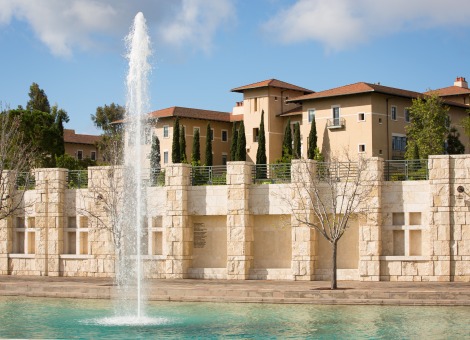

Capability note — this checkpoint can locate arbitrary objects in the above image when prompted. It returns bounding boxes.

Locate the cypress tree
[180,126,187,163]
[191,128,201,165]
[230,122,238,161]
[307,115,317,159]
[171,117,181,163]
[150,135,161,169]
[293,122,301,159]
[256,110,267,165]
[205,123,213,166]
[282,119,293,161]
[236,120,246,161]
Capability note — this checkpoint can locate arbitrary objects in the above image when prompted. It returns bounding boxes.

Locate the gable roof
[64,129,101,145]
[289,82,423,102]
[231,79,314,94]
[425,86,470,97]
[148,106,233,122]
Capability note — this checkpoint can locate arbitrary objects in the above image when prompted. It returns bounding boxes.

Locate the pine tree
[282,119,293,161]
[293,122,301,159]
[26,82,51,113]
[236,120,246,161]
[230,122,238,161]
[256,110,267,165]
[307,115,317,159]
[205,123,213,166]
[191,128,201,165]
[171,117,181,163]
[180,126,187,163]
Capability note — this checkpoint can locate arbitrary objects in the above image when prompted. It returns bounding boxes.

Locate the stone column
[429,156,451,281]
[359,157,383,281]
[0,171,14,274]
[164,164,191,279]
[290,160,316,281]
[35,168,68,276]
[226,162,254,280]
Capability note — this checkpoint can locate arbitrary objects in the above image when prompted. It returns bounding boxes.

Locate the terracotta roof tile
[148,106,233,122]
[64,129,101,145]
[276,105,303,117]
[231,79,314,94]
[425,86,470,96]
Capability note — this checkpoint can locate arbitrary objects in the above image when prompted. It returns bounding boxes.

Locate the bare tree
[287,156,378,289]
[0,111,36,221]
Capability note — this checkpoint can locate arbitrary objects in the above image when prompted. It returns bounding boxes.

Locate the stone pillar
[226,162,254,280]
[164,164,191,279]
[290,160,316,280]
[429,156,451,281]
[0,171,14,274]
[359,157,383,281]
[34,168,68,276]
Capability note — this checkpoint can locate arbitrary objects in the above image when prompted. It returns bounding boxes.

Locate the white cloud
[263,0,470,52]
[0,0,235,57]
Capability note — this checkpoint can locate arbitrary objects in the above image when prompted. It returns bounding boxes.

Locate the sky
[1,0,470,135]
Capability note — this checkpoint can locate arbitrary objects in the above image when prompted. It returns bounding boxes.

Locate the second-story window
[404,108,410,123]
[163,125,169,138]
[308,109,315,123]
[221,130,228,142]
[332,106,340,126]
[391,106,397,121]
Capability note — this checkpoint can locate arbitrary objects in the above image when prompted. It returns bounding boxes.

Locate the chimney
[454,77,468,89]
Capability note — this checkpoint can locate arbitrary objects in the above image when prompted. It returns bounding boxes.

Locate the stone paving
[0,275,469,306]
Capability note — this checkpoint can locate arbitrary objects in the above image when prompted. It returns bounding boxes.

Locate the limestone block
[454,261,470,276]
[381,261,401,276]
[432,241,450,256]
[292,241,309,256]
[458,240,470,255]
[433,260,450,276]
[462,225,470,240]
[437,225,450,241]
[402,261,418,276]
[453,225,462,241]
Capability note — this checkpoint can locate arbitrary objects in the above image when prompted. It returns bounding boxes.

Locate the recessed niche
[393,230,405,256]
[392,213,405,225]
[409,212,421,225]
[152,231,163,255]
[409,230,422,256]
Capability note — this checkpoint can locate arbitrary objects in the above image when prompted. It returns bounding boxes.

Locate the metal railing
[316,162,358,181]
[384,159,428,181]
[15,172,35,190]
[149,168,165,187]
[191,166,227,186]
[252,163,291,184]
[67,170,88,189]
[326,117,346,129]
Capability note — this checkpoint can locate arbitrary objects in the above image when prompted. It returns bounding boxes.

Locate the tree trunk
[331,240,338,289]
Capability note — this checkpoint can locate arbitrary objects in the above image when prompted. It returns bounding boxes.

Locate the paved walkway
[1,275,470,306]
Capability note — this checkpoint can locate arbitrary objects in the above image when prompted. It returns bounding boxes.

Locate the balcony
[326,117,345,129]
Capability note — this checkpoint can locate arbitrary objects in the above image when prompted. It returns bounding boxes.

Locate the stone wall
[0,155,469,282]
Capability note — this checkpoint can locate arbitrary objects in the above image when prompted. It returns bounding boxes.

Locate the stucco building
[64,129,101,162]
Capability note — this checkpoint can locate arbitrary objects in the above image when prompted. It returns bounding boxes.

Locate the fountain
[114,11,152,321]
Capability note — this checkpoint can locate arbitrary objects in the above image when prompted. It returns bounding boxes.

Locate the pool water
[0,296,468,339]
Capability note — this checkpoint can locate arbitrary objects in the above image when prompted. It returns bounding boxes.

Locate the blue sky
[1,0,470,134]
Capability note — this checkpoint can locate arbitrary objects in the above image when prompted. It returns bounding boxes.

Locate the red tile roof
[289,82,423,102]
[147,106,233,122]
[276,105,303,117]
[64,129,101,145]
[231,79,314,94]
[425,86,470,97]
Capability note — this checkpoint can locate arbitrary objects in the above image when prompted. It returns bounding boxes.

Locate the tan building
[428,76,470,106]
[143,106,240,168]
[294,82,470,161]
[64,129,100,162]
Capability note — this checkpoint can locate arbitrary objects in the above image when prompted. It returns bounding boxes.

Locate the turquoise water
[0,297,469,339]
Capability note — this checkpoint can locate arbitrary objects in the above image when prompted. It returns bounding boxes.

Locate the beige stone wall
[2,156,470,282]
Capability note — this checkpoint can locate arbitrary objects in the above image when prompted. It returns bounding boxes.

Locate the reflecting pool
[0,296,468,339]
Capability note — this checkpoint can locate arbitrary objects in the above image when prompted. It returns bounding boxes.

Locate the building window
[392,135,407,152]
[391,106,397,121]
[274,96,278,101]
[358,144,366,153]
[379,118,382,124]
[332,106,340,126]
[221,130,228,142]
[222,154,227,165]
[91,151,96,161]
[404,108,410,123]
[77,150,83,160]
[253,128,259,142]
[163,125,169,138]
[193,127,200,135]
[379,149,383,155]
[254,97,258,112]
[163,151,169,164]
[308,109,315,123]
[210,128,214,141]
[358,112,365,122]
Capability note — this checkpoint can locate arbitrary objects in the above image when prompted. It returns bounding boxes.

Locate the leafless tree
[0,111,36,221]
[287,155,379,289]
